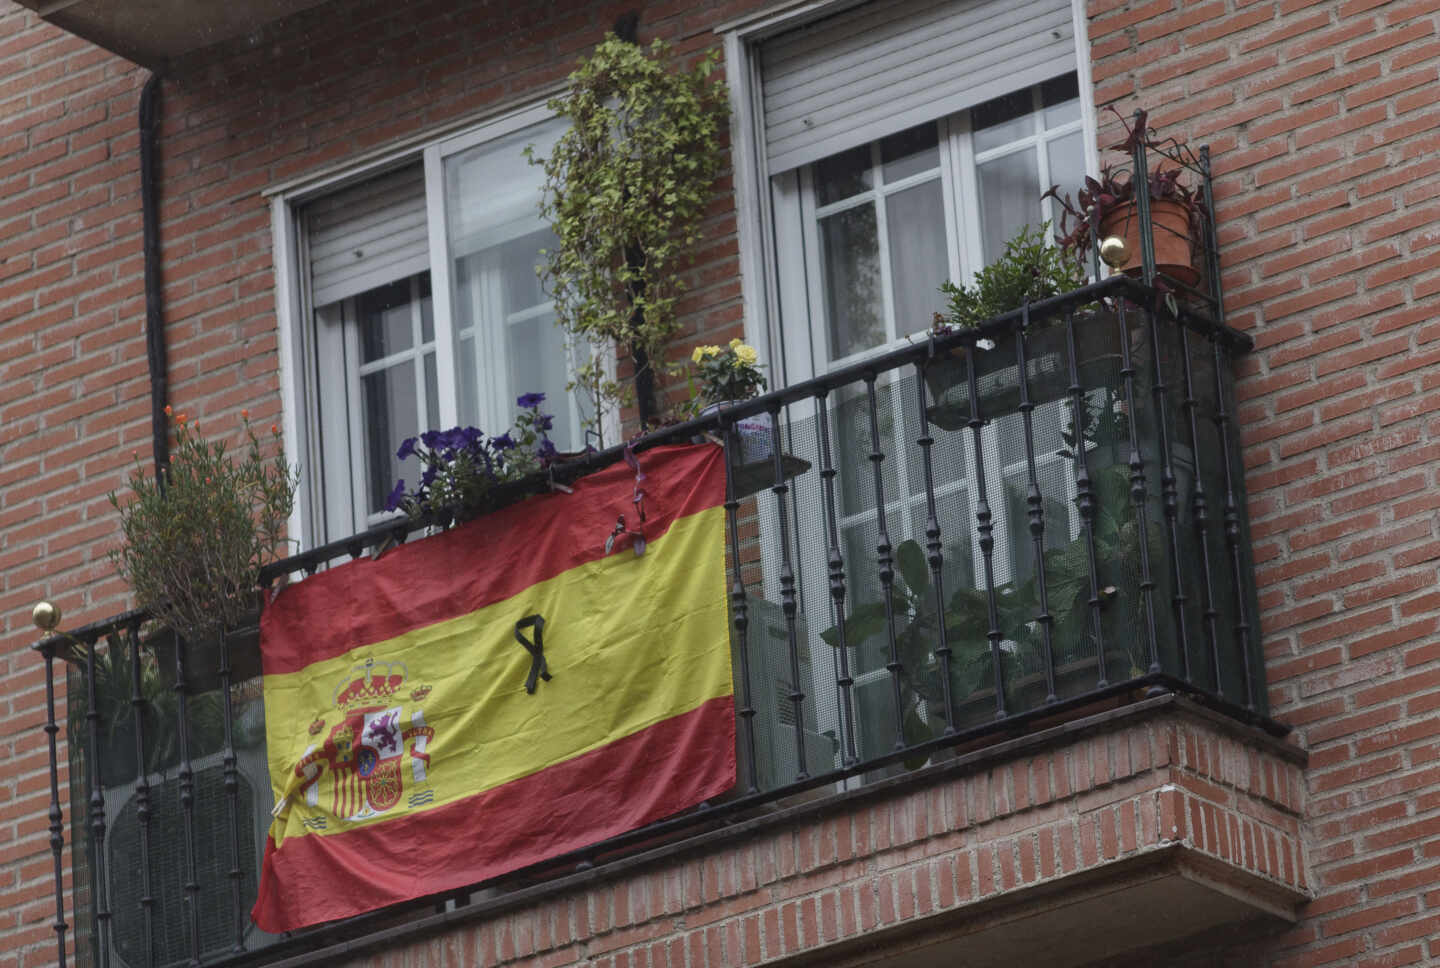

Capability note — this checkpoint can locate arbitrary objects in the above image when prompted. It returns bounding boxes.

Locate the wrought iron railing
[33,133,1282,968]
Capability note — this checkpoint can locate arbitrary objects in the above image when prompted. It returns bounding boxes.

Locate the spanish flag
[252,443,734,932]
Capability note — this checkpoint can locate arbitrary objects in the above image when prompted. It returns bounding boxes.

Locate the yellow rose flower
[735,344,758,365]
[729,337,742,349]
[703,345,721,357]
[691,346,706,364]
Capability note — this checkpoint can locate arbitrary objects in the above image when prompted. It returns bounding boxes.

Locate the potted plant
[926,223,1117,431]
[685,338,769,461]
[1044,108,1205,286]
[386,393,560,525]
[109,409,298,688]
[530,34,729,436]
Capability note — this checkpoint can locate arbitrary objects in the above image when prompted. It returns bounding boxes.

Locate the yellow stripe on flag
[262,503,729,846]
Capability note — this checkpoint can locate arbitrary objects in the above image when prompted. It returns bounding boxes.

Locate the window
[775,75,1086,373]
[290,109,597,544]
[732,0,1096,767]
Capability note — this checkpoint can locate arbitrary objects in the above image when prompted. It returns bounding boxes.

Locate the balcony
[33,266,1308,967]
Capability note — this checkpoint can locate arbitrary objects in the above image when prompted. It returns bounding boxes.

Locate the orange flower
[241,409,249,419]
[271,424,279,435]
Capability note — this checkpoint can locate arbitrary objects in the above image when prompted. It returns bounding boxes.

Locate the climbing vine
[530,34,729,429]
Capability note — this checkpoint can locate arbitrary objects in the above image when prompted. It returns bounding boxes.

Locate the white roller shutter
[761,0,1077,173]
[305,164,429,307]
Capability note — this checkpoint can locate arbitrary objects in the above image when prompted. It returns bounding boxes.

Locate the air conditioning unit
[736,598,837,791]
[101,748,279,968]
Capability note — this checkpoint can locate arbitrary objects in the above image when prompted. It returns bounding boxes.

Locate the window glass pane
[424,351,439,429]
[885,179,948,336]
[458,331,477,426]
[506,308,575,447]
[502,227,554,308]
[880,124,940,184]
[977,146,1040,261]
[1045,130,1086,224]
[362,363,417,515]
[815,144,873,206]
[820,203,884,359]
[445,117,586,447]
[358,279,417,363]
[1041,74,1081,127]
[419,274,434,343]
[973,90,1035,154]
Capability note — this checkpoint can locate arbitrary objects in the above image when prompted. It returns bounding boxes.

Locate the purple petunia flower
[420,465,438,489]
[516,392,546,409]
[420,429,442,449]
[490,432,516,451]
[384,479,407,512]
[396,437,417,460]
[537,414,554,432]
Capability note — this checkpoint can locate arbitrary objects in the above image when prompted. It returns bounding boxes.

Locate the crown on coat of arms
[333,658,408,711]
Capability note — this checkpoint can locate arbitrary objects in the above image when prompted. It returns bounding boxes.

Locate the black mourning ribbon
[514,614,552,695]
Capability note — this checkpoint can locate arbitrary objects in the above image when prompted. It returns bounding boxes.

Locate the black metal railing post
[815,393,860,766]
[864,374,908,749]
[768,404,810,781]
[1200,145,1258,710]
[125,622,156,968]
[1179,327,1224,693]
[84,636,112,968]
[38,639,70,968]
[1014,310,1058,703]
[723,417,760,794]
[217,626,247,952]
[1144,302,1193,681]
[1212,338,1257,711]
[1064,312,1109,686]
[1113,299,1162,680]
[914,360,957,732]
[173,637,202,966]
[964,345,1008,719]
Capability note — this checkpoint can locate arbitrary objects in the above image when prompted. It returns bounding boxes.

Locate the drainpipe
[138,72,169,485]
[612,11,659,429]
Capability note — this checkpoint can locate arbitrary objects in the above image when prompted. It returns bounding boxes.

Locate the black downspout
[139,73,169,484]
[613,11,659,428]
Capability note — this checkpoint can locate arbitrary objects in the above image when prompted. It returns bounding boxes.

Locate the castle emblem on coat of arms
[292,658,435,822]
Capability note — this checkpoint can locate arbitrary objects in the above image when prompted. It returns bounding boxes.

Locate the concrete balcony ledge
[269,694,1309,968]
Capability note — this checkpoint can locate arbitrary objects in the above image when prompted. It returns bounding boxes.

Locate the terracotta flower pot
[1099,197,1198,286]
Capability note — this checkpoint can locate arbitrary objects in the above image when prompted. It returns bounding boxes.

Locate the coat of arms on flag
[252,444,734,932]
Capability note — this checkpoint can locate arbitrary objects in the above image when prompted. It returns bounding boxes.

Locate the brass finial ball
[32,601,61,632]
[1094,231,1128,266]
[1099,235,1130,269]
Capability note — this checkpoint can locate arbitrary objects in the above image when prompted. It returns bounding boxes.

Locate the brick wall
[0,6,146,965]
[1090,0,1440,964]
[0,2,754,965]
[5,0,1440,965]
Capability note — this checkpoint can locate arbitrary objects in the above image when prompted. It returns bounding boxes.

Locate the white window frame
[719,0,1102,776]
[269,101,617,549]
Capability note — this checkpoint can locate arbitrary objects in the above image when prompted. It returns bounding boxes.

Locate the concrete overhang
[14,0,332,68]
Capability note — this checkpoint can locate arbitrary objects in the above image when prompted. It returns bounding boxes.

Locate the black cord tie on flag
[514,615,551,694]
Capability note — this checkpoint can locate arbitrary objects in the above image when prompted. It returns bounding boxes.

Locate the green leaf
[896,539,930,599]
[819,601,889,648]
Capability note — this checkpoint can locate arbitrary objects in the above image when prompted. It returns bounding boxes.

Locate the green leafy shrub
[939,223,1086,331]
[109,410,297,641]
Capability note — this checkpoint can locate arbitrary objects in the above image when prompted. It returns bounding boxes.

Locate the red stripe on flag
[251,695,736,933]
[261,443,726,676]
